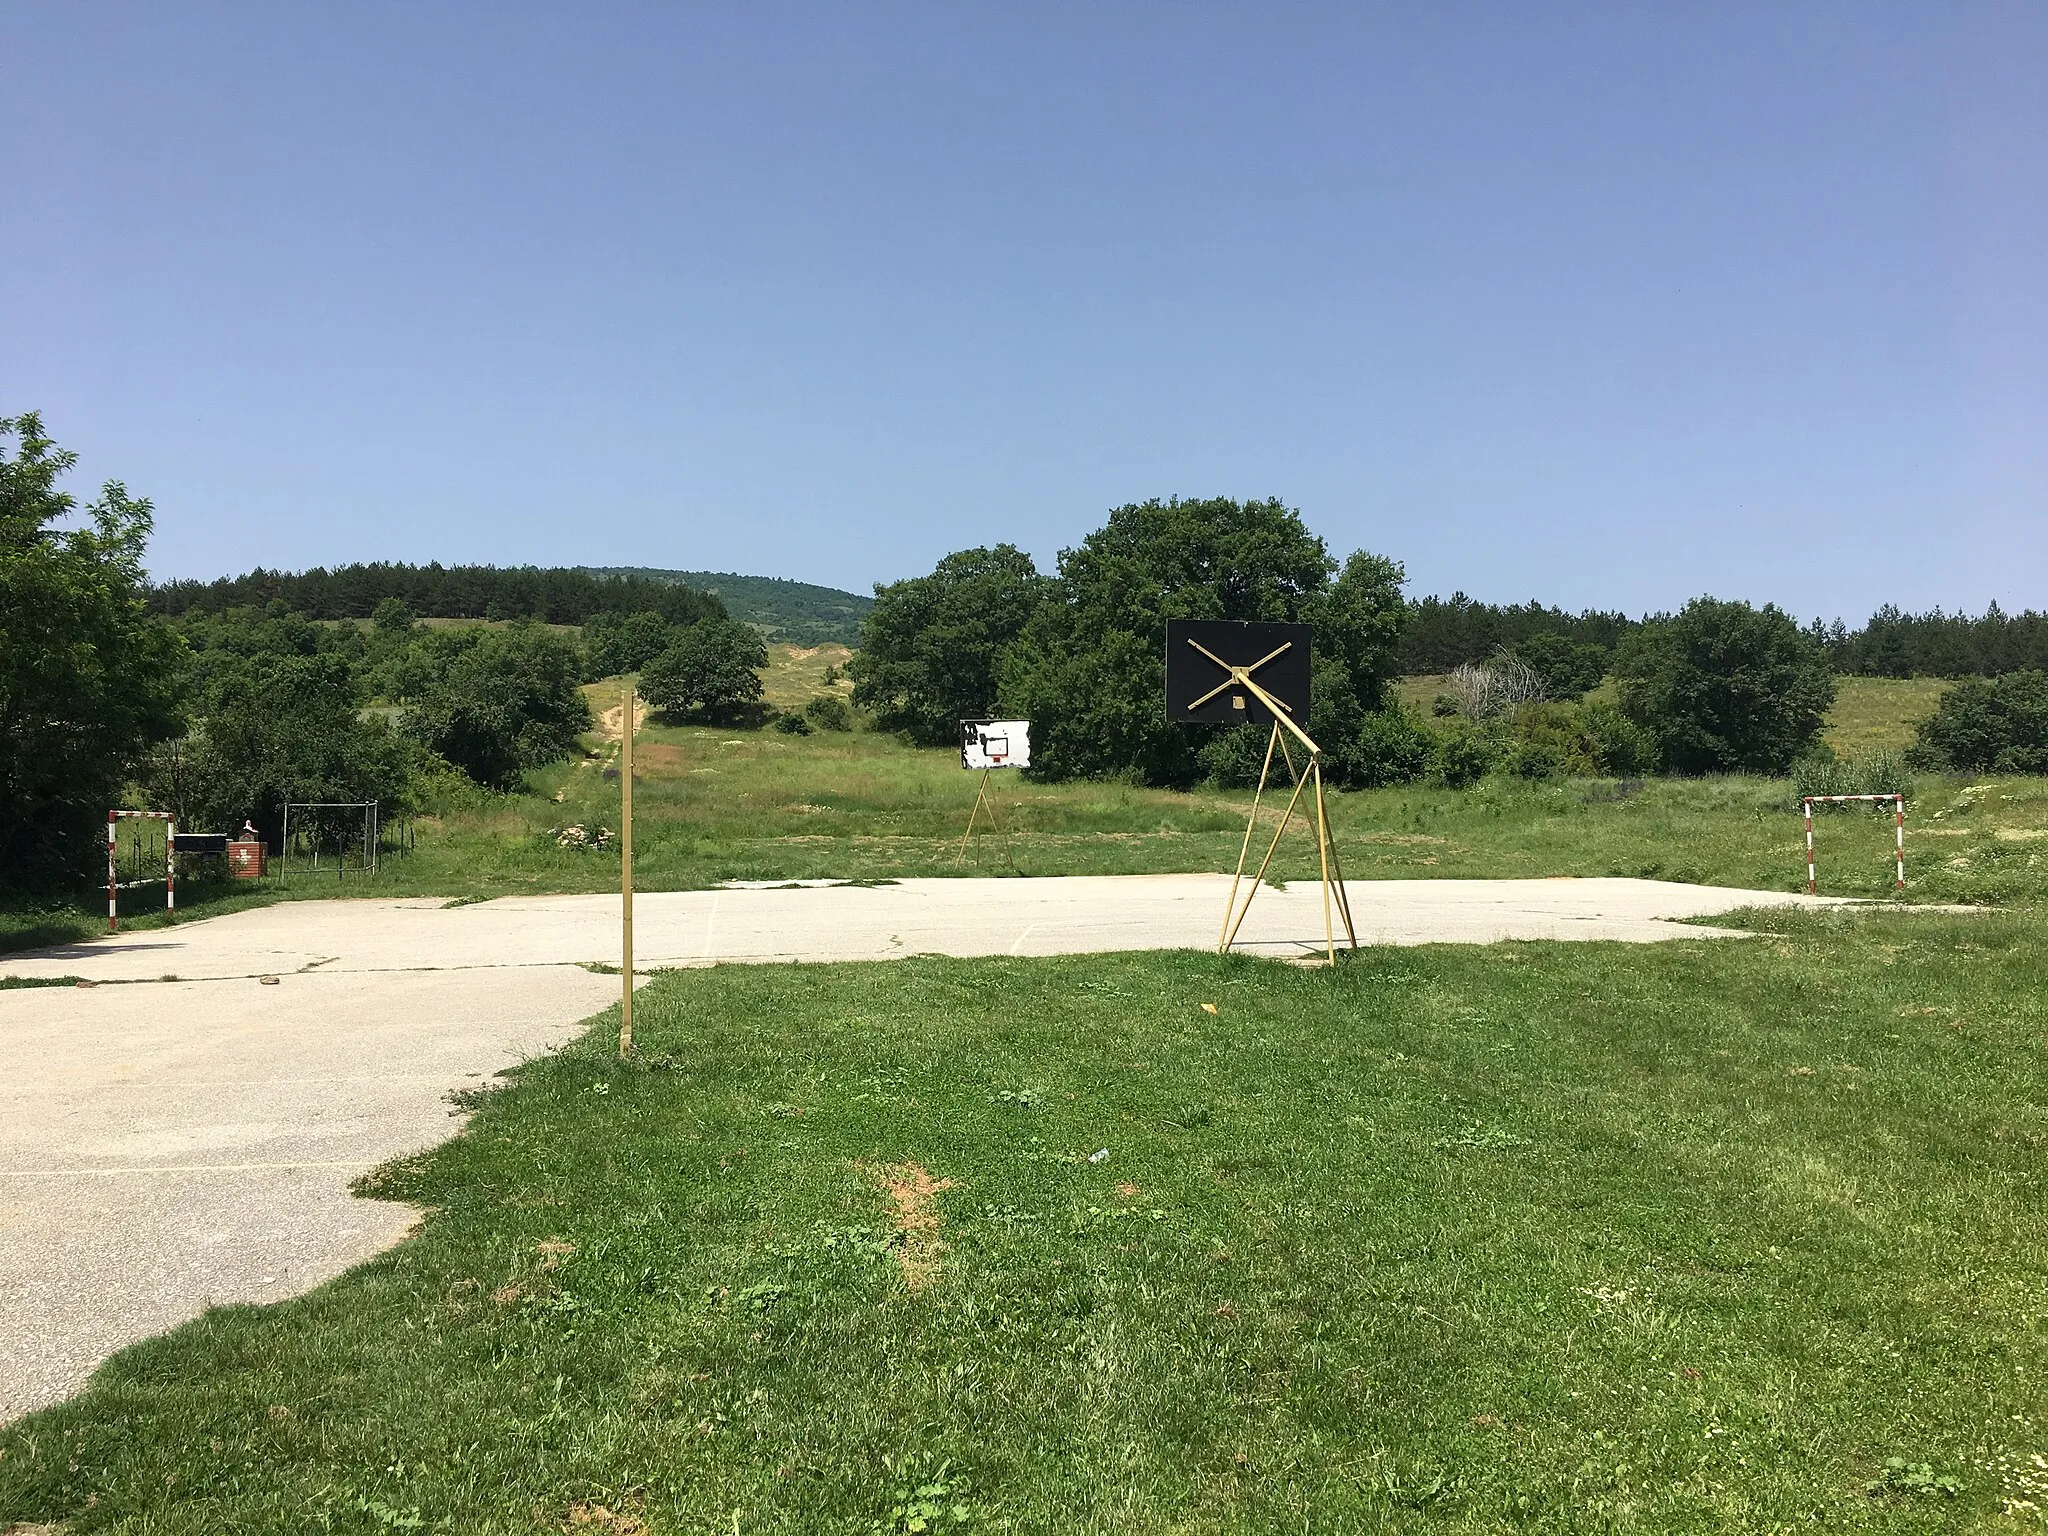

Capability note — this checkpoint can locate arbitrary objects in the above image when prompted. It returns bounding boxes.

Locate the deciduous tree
[1,414,184,890]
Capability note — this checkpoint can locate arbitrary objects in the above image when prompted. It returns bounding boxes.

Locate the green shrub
[1429,719,1497,788]
[1352,706,1432,787]
[581,610,678,680]
[803,694,853,732]
[1507,632,1611,699]
[1911,670,2048,773]
[773,711,812,735]
[1578,700,1659,777]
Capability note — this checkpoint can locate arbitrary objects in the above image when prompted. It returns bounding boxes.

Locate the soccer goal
[106,809,175,932]
[1801,793,1904,895]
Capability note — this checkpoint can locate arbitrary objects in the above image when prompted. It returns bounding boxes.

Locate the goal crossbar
[1801,793,1904,895]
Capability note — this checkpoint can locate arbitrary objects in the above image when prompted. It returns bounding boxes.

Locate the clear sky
[5,4,2043,620]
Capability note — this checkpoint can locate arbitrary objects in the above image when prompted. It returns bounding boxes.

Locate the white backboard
[961,718,1030,770]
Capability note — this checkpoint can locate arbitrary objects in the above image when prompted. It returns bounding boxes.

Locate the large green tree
[639,616,769,723]
[1613,597,1836,774]
[1001,497,1407,786]
[850,544,1047,745]
[402,623,592,789]
[1,414,185,891]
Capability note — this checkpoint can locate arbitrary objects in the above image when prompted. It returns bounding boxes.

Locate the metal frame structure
[1802,793,1905,894]
[280,801,381,880]
[107,809,175,933]
[1176,634,1357,964]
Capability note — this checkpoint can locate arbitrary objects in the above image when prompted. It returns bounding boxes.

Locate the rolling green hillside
[584,567,871,645]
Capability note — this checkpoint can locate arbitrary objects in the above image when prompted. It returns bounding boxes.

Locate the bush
[773,711,812,735]
[1196,723,1275,788]
[402,623,591,789]
[803,694,853,731]
[1614,597,1835,773]
[1508,632,1611,699]
[640,617,769,722]
[1353,706,1433,787]
[1912,670,2048,773]
[1499,705,1575,779]
[1429,719,1497,788]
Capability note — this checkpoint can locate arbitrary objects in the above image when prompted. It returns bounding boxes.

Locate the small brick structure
[227,840,267,879]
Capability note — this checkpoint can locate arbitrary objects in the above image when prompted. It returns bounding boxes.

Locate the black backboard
[1164,619,1313,725]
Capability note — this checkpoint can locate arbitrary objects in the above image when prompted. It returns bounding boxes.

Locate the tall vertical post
[107,811,118,933]
[619,679,635,1057]
[1804,798,1816,894]
[1894,794,1905,892]
[166,817,176,918]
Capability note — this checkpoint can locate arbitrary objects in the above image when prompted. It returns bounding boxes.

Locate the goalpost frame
[107,809,175,933]
[1802,793,1905,895]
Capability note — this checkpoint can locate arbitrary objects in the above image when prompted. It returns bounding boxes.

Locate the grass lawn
[1821,677,1950,758]
[4,908,2044,1532]
[9,728,2045,958]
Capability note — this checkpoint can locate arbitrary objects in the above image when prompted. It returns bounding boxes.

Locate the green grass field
[5,907,2045,1532]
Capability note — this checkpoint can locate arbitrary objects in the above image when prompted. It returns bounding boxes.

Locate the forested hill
[148,563,725,627]
[582,569,872,646]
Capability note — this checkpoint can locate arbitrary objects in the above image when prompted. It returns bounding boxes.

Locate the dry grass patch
[862,1161,956,1291]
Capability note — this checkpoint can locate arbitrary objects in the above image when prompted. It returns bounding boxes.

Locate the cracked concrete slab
[1,873,1850,1420]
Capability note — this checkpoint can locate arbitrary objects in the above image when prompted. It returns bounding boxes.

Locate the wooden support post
[1219,725,1281,950]
[955,769,999,864]
[620,680,635,1057]
[1213,672,1355,964]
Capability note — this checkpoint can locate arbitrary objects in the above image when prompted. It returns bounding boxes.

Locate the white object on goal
[1801,793,1904,895]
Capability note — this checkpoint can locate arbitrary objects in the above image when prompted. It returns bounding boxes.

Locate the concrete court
[1,874,1844,1420]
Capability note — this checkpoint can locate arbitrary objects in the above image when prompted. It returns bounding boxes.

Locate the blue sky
[4,3,2043,619]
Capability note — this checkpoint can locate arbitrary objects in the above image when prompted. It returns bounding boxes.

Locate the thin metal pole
[620,680,635,1057]
[1219,725,1280,952]
[166,817,176,918]
[1895,794,1905,892]
[107,811,118,933]
[1804,798,1815,894]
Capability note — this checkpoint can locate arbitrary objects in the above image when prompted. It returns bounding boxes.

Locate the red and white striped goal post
[107,809,175,933]
[1800,793,1904,895]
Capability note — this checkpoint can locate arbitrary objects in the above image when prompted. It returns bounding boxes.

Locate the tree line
[1401,594,2048,679]
[149,561,726,628]
[850,499,2048,791]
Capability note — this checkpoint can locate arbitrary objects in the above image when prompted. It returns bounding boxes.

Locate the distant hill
[582,569,871,646]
